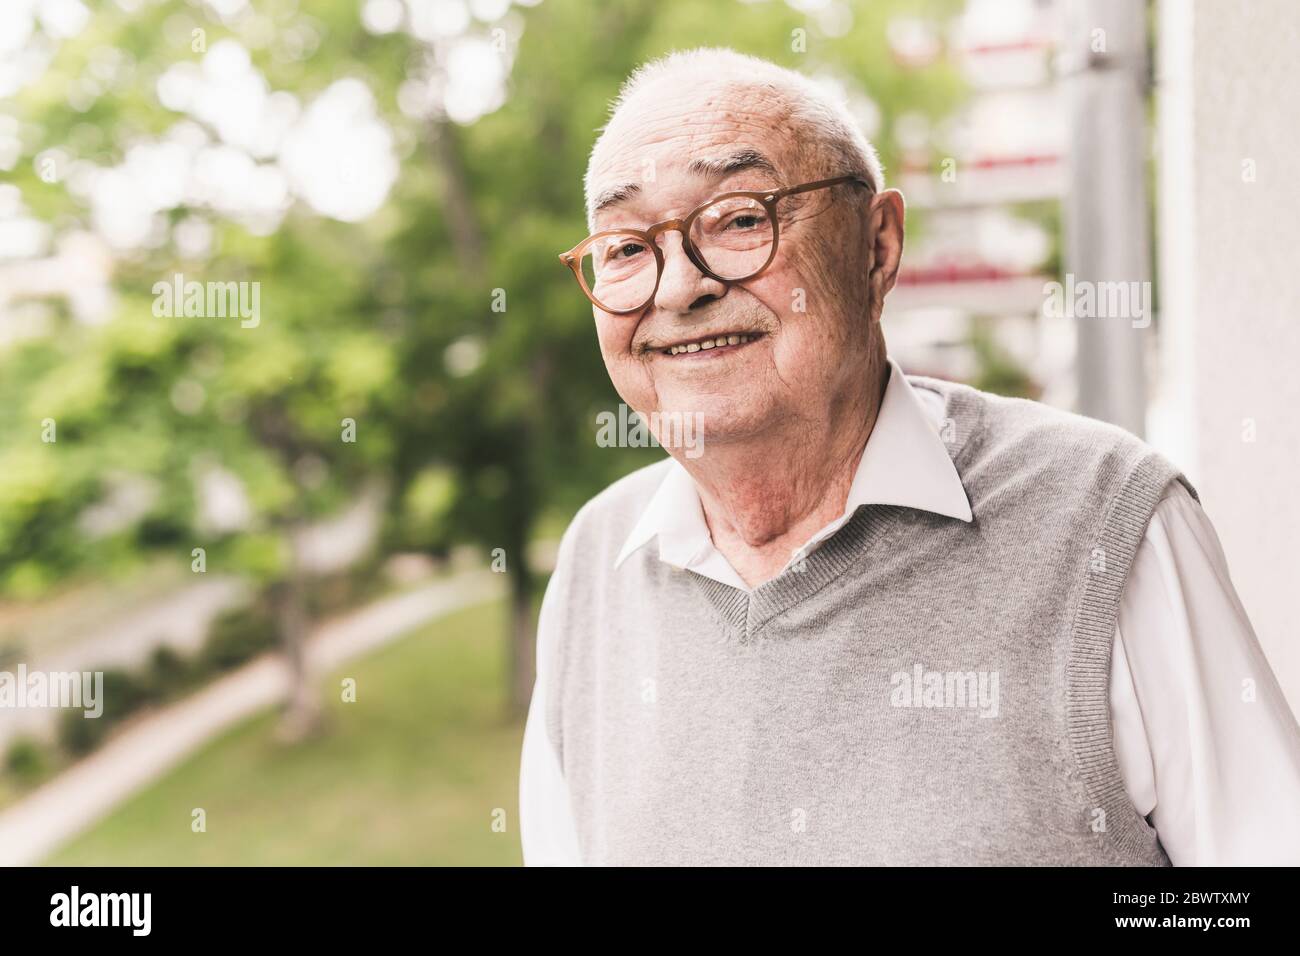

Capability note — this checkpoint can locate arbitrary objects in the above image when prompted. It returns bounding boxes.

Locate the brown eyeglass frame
[558,174,873,315]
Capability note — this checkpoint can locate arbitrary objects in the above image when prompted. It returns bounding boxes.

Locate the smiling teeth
[668,334,754,355]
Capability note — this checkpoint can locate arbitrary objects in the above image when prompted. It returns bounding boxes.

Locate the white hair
[585,47,884,217]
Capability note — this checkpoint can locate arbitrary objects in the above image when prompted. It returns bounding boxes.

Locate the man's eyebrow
[686,147,778,180]
[592,182,641,216]
[590,148,778,218]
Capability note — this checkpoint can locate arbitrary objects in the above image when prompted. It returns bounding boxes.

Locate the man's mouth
[656,332,763,357]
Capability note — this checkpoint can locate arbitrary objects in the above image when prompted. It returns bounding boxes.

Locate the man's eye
[724,214,763,230]
[607,241,648,261]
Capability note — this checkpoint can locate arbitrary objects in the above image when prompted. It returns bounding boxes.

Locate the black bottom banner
[0,865,1289,943]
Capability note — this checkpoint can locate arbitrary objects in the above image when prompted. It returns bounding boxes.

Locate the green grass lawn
[47,599,526,866]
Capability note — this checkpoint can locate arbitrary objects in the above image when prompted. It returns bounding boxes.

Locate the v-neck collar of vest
[689,377,985,641]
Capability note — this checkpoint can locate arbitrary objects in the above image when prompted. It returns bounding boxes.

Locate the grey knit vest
[540,375,1196,865]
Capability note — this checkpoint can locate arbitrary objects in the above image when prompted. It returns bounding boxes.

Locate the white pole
[1059,0,1151,436]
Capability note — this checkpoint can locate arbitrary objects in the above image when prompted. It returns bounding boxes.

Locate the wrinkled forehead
[585,80,802,223]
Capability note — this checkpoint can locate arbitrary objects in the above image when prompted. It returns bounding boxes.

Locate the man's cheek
[771,333,825,379]
[594,325,632,361]
[771,276,821,325]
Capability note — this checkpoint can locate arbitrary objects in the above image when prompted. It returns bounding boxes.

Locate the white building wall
[1156,0,1300,709]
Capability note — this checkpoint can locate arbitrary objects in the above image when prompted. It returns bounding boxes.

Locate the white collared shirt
[521,359,1300,865]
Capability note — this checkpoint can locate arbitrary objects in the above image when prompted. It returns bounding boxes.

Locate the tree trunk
[430,116,535,715]
[429,120,485,280]
[272,570,322,742]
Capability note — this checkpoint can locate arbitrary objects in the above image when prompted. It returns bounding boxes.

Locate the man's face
[584,80,880,451]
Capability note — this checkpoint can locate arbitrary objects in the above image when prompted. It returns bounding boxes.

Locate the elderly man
[519,48,1300,866]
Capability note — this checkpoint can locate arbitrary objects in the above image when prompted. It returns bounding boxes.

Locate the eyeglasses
[558,174,873,315]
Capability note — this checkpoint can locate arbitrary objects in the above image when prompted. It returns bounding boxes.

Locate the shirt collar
[614,357,973,570]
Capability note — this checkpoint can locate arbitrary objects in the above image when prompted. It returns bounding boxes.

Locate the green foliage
[969,323,1041,399]
[141,644,197,700]
[4,736,48,783]
[199,601,279,673]
[57,668,150,755]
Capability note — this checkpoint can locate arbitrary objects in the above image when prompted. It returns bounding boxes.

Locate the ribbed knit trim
[1066,451,1182,861]
[691,504,907,640]
[690,375,982,641]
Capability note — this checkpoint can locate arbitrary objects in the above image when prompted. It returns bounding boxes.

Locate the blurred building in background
[886,0,1067,404]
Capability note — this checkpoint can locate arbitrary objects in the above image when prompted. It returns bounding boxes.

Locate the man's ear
[868,188,906,301]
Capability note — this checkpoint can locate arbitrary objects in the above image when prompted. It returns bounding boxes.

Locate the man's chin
[650,395,772,458]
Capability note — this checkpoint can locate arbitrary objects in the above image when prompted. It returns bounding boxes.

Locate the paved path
[0,570,502,866]
[0,576,251,752]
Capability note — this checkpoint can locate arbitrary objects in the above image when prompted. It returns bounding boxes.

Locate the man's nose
[653,232,728,314]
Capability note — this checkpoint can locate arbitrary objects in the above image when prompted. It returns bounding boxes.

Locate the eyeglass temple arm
[771,175,873,200]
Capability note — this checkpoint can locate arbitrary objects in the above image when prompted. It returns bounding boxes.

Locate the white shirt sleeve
[518,555,582,866]
[1109,481,1300,865]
